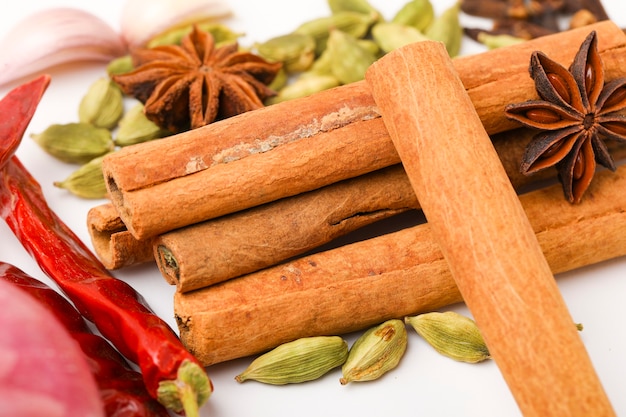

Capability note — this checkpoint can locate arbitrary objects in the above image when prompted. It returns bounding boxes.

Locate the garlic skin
[120,0,232,49]
[0,8,126,88]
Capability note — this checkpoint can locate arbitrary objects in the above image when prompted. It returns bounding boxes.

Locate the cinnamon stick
[175,164,626,367]
[366,40,613,416]
[86,203,154,269]
[154,165,415,291]
[90,128,626,283]
[103,21,626,241]
[156,129,626,291]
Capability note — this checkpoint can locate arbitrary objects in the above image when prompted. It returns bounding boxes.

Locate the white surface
[1,1,625,416]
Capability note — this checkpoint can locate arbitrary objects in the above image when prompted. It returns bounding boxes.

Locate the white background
[0,1,625,416]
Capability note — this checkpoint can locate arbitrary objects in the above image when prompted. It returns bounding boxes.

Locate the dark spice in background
[462,0,611,42]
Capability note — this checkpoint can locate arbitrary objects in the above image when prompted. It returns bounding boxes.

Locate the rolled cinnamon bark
[90,128,626,283]
[86,203,154,269]
[154,165,415,291]
[367,40,613,416]
[155,128,626,291]
[176,165,626,367]
[103,21,626,241]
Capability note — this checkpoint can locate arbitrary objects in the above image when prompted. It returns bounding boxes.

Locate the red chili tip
[0,74,51,168]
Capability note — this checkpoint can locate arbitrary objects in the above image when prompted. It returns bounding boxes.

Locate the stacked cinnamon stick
[91,21,626,366]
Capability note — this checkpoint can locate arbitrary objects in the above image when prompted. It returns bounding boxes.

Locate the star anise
[505,30,626,203]
[113,26,282,133]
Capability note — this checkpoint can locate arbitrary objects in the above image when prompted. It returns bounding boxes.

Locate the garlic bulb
[0,8,126,88]
[120,0,232,49]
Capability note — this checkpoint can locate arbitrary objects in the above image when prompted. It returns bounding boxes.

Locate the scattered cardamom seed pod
[107,55,134,76]
[115,102,170,146]
[267,67,289,92]
[306,46,334,76]
[327,29,378,85]
[356,38,381,57]
[425,1,463,57]
[78,77,124,129]
[372,21,429,54]
[294,11,376,56]
[53,154,109,199]
[392,0,435,32]
[328,0,382,21]
[256,33,317,73]
[476,32,525,50]
[30,122,114,164]
[147,22,243,48]
[268,73,340,104]
[235,336,348,385]
[340,319,407,384]
[405,311,491,363]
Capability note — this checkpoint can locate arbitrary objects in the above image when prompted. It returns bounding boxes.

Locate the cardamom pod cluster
[38,68,170,198]
[41,0,468,199]
[405,311,491,363]
[340,319,407,384]
[257,0,464,103]
[233,311,497,389]
[235,336,349,385]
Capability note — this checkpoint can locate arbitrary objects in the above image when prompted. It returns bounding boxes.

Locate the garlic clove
[120,0,232,49]
[0,8,126,88]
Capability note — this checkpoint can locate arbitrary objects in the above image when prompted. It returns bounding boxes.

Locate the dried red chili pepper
[0,78,212,417]
[0,74,50,167]
[0,262,170,417]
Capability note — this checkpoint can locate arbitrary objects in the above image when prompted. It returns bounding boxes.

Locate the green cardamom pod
[78,77,124,130]
[372,22,429,53]
[53,154,109,199]
[328,0,382,21]
[256,33,317,73]
[340,319,407,384]
[425,1,463,57]
[294,11,376,56]
[31,122,114,164]
[205,23,245,47]
[107,55,134,76]
[115,102,170,146]
[268,73,340,104]
[327,29,378,85]
[235,336,348,385]
[405,311,491,363]
[356,38,382,57]
[267,67,289,92]
[477,32,525,50]
[307,46,334,76]
[392,0,435,32]
[147,22,243,48]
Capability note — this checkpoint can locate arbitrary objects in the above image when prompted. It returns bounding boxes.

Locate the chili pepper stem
[179,384,200,417]
[156,359,212,416]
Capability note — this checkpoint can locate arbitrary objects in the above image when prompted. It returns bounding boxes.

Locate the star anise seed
[113,26,282,134]
[505,30,626,203]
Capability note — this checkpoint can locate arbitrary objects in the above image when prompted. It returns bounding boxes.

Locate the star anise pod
[113,26,282,133]
[505,30,626,203]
